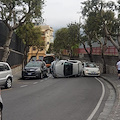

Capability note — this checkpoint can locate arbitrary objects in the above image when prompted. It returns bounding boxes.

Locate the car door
[0,64,8,84]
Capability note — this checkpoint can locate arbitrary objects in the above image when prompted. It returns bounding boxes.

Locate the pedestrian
[116,59,120,79]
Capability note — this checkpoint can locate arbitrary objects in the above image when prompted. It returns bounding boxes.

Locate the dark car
[22,61,48,79]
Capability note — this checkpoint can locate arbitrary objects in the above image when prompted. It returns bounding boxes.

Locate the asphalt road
[1,76,109,120]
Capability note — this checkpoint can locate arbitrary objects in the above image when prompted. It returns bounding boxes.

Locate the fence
[0,21,24,67]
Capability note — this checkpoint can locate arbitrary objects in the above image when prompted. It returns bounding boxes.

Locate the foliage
[0,0,44,62]
[47,43,54,54]
[54,28,68,55]
[0,0,44,28]
[16,22,44,65]
[16,22,44,48]
[53,23,80,57]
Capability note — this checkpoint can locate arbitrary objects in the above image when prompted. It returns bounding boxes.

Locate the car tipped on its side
[50,60,83,78]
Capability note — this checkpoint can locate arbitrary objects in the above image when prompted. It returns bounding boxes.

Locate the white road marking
[33,82,38,84]
[87,77,105,120]
[20,85,28,88]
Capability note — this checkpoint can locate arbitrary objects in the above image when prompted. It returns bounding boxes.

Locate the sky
[42,0,117,33]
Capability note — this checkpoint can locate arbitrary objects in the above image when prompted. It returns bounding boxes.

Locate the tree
[16,22,44,66]
[47,43,54,54]
[104,1,120,59]
[53,23,80,58]
[67,22,80,57]
[0,0,44,62]
[53,28,68,58]
[80,0,118,73]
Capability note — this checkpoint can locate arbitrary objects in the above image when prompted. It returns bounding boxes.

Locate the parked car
[0,62,13,88]
[22,61,48,79]
[0,89,3,120]
[51,60,83,78]
[82,62,100,76]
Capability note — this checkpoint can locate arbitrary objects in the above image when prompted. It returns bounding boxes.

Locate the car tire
[5,78,12,89]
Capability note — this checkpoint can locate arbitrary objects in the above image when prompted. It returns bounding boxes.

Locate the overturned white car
[50,60,83,78]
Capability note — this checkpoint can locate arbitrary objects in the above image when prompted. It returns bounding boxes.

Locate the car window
[4,64,10,70]
[26,62,42,67]
[84,63,97,68]
[0,63,10,71]
[0,66,4,71]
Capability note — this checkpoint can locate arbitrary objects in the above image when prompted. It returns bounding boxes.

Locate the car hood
[24,67,39,71]
[84,67,99,71]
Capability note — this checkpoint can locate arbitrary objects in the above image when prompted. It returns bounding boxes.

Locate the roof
[41,25,53,32]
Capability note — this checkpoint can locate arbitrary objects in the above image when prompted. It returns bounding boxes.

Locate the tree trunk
[101,51,106,74]
[1,30,13,62]
[82,43,93,62]
[118,49,120,60]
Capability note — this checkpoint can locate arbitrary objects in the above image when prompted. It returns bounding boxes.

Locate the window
[0,64,9,71]
[0,66,4,71]
[32,47,36,51]
[4,64,10,70]
[30,56,36,61]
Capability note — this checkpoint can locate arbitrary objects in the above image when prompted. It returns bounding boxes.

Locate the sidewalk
[13,71,21,81]
[101,74,120,120]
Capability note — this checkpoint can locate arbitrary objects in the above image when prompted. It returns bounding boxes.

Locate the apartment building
[27,25,54,62]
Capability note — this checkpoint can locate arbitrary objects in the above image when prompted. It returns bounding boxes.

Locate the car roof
[0,62,9,65]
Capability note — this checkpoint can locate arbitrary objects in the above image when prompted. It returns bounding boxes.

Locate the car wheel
[5,78,12,89]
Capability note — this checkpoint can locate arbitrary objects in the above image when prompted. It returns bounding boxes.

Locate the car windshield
[84,63,97,68]
[26,62,42,67]
[43,56,54,64]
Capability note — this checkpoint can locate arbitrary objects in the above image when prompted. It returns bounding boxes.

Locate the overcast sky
[42,0,117,32]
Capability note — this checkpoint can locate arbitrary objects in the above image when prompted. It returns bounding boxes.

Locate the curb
[100,76,119,119]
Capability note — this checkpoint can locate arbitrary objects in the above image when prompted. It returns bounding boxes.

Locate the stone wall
[80,54,118,75]
[62,54,118,75]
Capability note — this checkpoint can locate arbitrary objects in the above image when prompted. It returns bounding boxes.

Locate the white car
[0,89,3,120]
[51,60,83,78]
[82,62,100,76]
[0,62,13,88]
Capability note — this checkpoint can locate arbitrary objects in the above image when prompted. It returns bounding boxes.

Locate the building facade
[27,25,54,62]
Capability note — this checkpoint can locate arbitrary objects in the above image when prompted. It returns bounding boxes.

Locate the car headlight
[85,69,89,72]
[97,70,100,73]
[35,68,40,72]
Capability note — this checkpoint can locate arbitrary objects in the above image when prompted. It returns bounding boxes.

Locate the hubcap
[7,79,12,88]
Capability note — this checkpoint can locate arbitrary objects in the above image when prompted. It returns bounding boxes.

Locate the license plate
[28,73,32,75]
[92,72,96,74]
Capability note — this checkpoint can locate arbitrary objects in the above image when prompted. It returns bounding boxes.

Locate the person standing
[116,59,120,79]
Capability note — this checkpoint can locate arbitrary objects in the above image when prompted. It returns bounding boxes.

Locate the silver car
[0,89,3,120]
[0,62,13,88]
